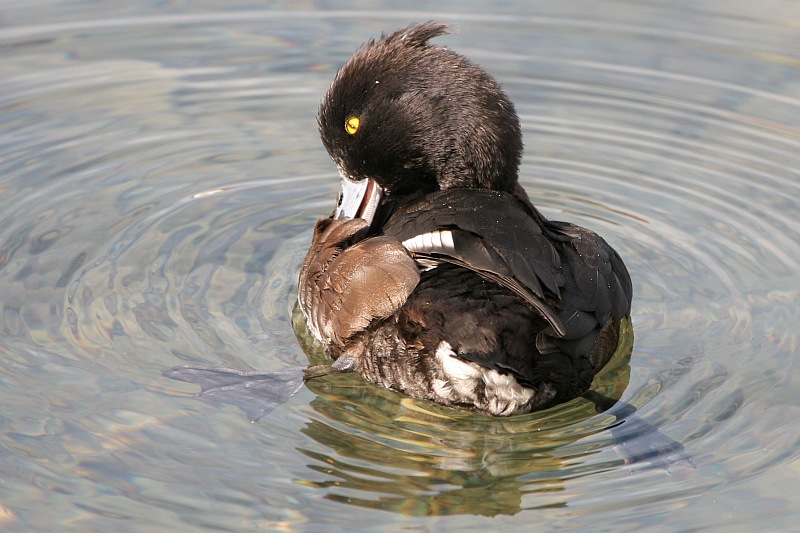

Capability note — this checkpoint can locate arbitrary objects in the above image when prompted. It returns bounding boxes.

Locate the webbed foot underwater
[165,23,635,418]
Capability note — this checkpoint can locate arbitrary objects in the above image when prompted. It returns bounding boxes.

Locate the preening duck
[299,22,632,415]
[165,22,633,419]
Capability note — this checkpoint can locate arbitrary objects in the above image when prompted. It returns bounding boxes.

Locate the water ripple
[1,4,799,530]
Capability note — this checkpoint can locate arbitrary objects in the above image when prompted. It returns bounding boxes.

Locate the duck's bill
[334,175,384,227]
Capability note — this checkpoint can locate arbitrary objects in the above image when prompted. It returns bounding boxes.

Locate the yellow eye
[345,117,360,135]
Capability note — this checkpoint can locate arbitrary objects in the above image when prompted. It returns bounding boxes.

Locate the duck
[299,21,632,416]
[164,22,633,420]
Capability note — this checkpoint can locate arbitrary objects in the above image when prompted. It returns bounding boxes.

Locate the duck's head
[318,22,524,228]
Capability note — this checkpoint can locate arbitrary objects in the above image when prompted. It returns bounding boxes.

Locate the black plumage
[381,187,632,381]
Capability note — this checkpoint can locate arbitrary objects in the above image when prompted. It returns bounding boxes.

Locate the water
[1,1,799,530]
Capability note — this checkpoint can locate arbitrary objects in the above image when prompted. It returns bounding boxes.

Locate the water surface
[1,1,799,530]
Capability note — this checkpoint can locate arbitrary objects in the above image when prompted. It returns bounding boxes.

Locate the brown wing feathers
[298,218,420,346]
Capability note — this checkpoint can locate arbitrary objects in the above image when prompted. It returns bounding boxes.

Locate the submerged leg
[582,390,695,471]
[162,356,357,423]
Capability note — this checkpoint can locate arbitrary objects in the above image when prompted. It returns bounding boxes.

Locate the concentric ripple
[0,3,799,531]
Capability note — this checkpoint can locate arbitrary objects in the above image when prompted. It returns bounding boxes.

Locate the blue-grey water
[1,1,799,531]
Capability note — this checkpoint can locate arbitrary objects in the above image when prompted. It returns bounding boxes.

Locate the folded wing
[298,217,421,346]
[382,189,567,336]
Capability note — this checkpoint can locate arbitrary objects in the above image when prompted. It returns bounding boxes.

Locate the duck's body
[298,22,632,416]
[300,192,630,416]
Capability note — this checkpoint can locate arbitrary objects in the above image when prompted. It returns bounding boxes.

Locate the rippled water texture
[1,2,799,530]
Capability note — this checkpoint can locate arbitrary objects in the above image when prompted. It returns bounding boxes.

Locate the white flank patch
[433,341,549,416]
[432,378,453,399]
[483,369,536,410]
[436,341,481,381]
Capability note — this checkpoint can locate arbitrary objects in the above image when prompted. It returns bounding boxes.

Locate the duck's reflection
[293,317,689,516]
[297,388,584,515]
